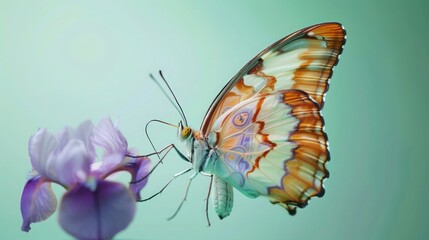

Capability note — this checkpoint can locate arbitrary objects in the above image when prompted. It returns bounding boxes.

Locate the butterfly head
[180,126,192,140]
[178,121,214,173]
[178,121,195,160]
[178,121,193,140]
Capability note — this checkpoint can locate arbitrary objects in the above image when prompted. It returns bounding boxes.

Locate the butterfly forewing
[201,22,346,135]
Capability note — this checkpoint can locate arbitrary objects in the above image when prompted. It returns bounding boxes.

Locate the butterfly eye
[181,127,192,139]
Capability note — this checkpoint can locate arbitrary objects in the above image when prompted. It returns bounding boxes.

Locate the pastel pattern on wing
[201,23,345,134]
[195,23,345,216]
[207,90,327,214]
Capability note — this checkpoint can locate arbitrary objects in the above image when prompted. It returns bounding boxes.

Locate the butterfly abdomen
[212,175,234,220]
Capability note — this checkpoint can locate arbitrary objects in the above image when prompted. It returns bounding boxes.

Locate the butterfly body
[178,22,346,219]
[211,175,234,219]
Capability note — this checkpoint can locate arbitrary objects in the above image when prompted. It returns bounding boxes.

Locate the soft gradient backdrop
[1,0,428,239]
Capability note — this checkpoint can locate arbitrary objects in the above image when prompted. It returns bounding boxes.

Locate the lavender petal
[58,180,136,240]
[93,117,128,156]
[28,128,58,179]
[21,177,57,232]
[126,157,151,200]
[98,156,152,200]
[91,153,124,178]
[57,120,95,162]
[54,139,91,186]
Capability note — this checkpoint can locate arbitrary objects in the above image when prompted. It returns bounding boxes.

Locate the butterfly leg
[126,141,178,158]
[138,167,193,202]
[166,143,190,162]
[128,144,179,184]
[140,141,189,163]
[205,175,214,227]
[167,171,198,220]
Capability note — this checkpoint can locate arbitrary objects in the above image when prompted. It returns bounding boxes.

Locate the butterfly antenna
[150,71,188,126]
[145,119,178,161]
[158,70,188,126]
[138,167,193,202]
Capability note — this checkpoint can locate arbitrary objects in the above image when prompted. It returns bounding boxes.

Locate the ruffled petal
[28,121,95,185]
[28,128,58,180]
[93,117,128,156]
[58,180,136,240]
[91,153,124,178]
[54,139,91,186]
[75,120,96,160]
[126,157,151,200]
[58,120,95,162]
[96,156,151,200]
[21,177,57,232]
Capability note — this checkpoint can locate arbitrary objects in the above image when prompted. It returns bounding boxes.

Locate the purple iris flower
[20,118,151,239]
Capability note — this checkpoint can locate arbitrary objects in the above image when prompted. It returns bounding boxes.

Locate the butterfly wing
[200,22,346,135]
[206,90,327,213]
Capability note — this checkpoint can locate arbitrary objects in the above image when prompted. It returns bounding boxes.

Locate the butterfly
[148,22,346,222]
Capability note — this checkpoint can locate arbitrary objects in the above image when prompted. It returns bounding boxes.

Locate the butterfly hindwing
[207,90,328,213]
[201,22,346,135]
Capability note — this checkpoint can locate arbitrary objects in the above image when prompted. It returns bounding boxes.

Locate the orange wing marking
[268,91,329,209]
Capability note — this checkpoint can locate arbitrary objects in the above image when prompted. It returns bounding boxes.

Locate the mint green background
[1,0,428,239]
